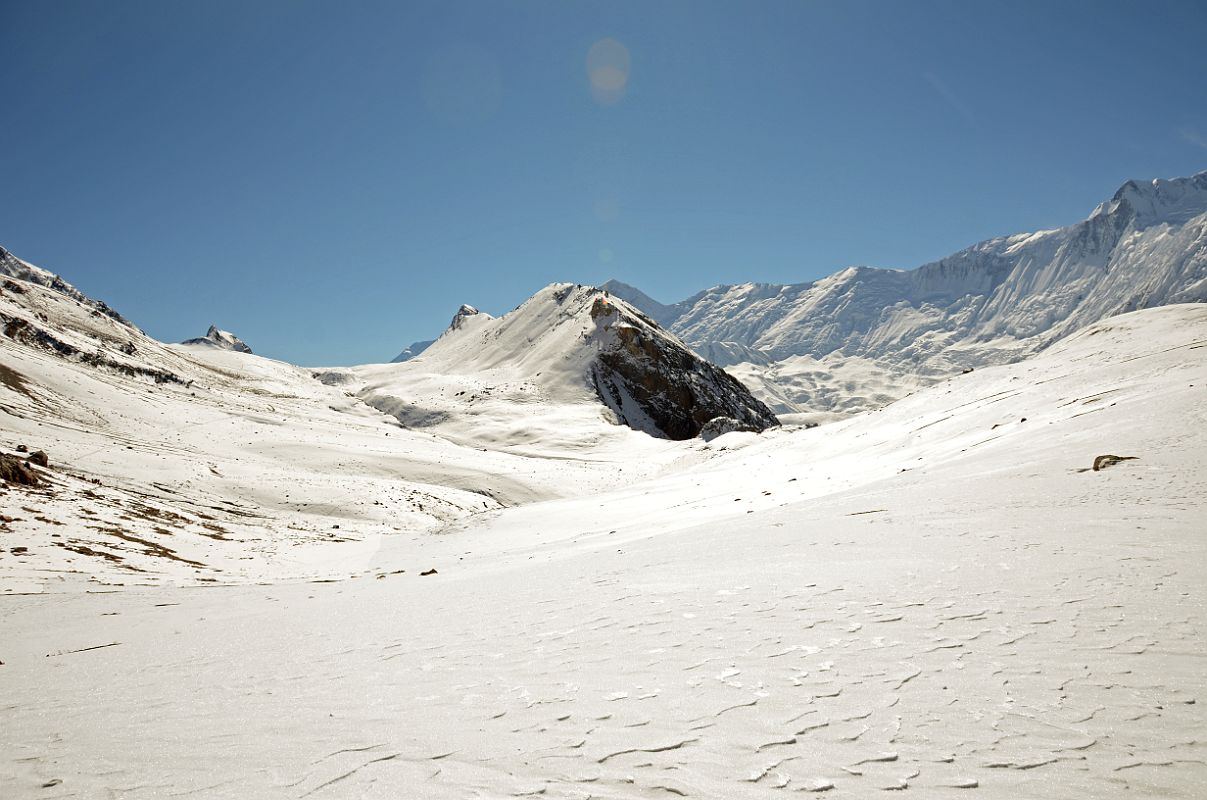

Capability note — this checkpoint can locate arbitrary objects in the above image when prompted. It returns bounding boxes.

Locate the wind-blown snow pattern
[611,171,1207,413]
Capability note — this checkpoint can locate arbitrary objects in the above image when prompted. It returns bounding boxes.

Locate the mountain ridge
[352,284,778,441]
[600,170,1207,413]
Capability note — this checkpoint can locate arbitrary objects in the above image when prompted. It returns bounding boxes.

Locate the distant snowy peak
[615,170,1207,377]
[1089,170,1207,228]
[390,339,434,363]
[600,280,679,325]
[182,325,253,354]
[0,244,137,330]
[388,305,487,363]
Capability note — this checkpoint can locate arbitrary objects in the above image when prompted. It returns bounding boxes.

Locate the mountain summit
[357,284,778,441]
[181,325,253,354]
[606,170,1207,413]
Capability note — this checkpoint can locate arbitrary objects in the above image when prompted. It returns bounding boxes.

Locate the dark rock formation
[587,294,779,440]
[1093,454,1138,471]
[0,453,41,486]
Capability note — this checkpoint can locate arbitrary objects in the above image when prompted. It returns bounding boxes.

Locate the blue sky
[2,0,1205,365]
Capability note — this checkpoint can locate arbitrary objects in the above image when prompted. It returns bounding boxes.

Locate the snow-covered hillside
[343,284,778,442]
[3,290,1204,797]
[0,262,726,591]
[1,179,1206,797]
[610,171,1207,413]
[1,245,135,328]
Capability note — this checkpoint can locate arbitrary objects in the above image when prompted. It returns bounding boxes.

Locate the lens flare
[586,38,630,106]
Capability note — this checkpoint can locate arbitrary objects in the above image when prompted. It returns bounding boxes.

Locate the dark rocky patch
[1093,454,1138,471]
[1,313,184,385]
[588,295,778,441]
[0,453,41,486]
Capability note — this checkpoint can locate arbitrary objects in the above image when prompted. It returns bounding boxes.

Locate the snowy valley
[0,173,1205,799]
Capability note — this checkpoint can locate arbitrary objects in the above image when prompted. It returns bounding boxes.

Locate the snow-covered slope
[181,324,253,353]
[612,171,1207,413]
[390,306,489,362]
[0,245,135,329]
[3,302,1203,799]
[0,259,707,590]
[346,284,778,442]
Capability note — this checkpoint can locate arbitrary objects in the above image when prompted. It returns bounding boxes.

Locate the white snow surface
[1,241,1205,797]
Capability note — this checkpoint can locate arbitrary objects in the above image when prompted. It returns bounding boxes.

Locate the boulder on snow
[0,453,41,486]
[27,450,49,468]
[699,416,762,441]
[1093,454,1138,471]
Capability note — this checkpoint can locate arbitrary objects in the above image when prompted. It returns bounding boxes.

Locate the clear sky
[2,0,1206,365]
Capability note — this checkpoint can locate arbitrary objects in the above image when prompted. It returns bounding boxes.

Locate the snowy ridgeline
[597,171,1207,413]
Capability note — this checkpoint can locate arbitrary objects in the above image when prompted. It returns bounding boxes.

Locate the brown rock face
[0,453,41,486]
[588,294,778,440]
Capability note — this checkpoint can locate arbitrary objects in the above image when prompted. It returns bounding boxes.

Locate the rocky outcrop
[0,453,42,486]
[1093,454,1138,471]
[448,304,486,331]
[587,294,779,440]
[1,246,135,329]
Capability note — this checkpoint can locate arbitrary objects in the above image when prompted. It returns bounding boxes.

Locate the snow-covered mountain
[609,171,1207,413]
[390,305,489,362]
[1,245,135,329]
[342,284,778,442]
[0,252,718,587]
[6,292,1206,798]
[181,325,253,354]
[390,338,434,362]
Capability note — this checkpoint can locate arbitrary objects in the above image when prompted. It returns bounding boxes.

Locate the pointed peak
[1089,171,1207,227]
[448,303,491,332]
[182,325,253,354]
